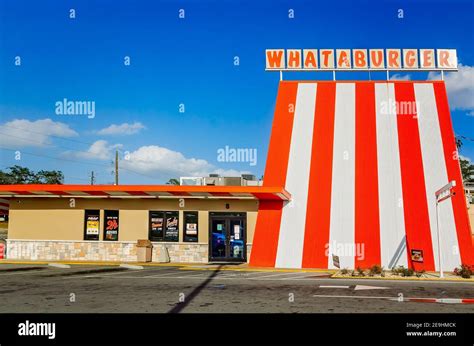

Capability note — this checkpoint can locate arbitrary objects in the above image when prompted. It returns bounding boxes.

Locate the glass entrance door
[209,212,246,262]
[211,219,227,259]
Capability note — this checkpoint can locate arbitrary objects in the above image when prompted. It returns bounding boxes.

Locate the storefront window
[149,211,164,241]
[149,211,179,242]
[103,210,119,241]
[84,210,100,240]
[184,211,198,242]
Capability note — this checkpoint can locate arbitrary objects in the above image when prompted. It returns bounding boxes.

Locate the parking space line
[248,272,308,280]
[82,268,174,278]
[143,270,205,278]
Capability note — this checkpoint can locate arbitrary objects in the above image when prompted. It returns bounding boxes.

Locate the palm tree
[166,178,180,185]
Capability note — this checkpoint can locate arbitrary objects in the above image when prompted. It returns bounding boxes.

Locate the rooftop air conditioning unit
[204,177,220,186]
[241,174,256,181]
[223,177,242,186]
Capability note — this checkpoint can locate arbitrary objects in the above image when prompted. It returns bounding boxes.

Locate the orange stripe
[354,83,381,268]
[302,83,336,268]
[250,82,298,267]
[395,83,435,271]
[262,82,299,187]
[249,200,284,267]
[434,83,474,266]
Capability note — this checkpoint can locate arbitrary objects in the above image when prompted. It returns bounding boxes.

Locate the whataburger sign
[265,49,458,71]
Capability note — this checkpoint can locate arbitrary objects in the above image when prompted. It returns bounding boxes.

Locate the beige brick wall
[6,239,209,263]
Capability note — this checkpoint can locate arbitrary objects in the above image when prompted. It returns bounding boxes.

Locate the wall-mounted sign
[104,210,119,241]
[266,49,457,71]
[411,249,424,263]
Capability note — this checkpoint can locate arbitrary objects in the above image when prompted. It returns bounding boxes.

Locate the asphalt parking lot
[0,263,473,313]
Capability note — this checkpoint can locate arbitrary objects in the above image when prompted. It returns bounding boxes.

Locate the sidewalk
[0,259,333,273]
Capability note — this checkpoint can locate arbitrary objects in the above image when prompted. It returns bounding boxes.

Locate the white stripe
[414,83,460,271]
[327,83,356,269]
[375,83,408,269]
[275,83,317,268]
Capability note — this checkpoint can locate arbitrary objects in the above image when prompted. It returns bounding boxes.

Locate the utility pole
[115,150,119,185]
[90,171,95,185]
[434,180,456,278]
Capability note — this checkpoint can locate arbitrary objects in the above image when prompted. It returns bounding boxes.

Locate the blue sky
[0,0,473,184]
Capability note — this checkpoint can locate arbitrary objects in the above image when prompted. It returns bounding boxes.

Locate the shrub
[368,264,383,276]
[453,264,473,279]
[392,265,414,277]
[340,268,349,275]
[415,270,425,278]
[356,266,365,277]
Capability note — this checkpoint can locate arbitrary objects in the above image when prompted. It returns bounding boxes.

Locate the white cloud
[460,155,472,163]
[97,122,145,135]
[120,145,249,180]
[0,118,78,148]
[63,140,123,161]
[390,73,411,81]
[428,64,474,113]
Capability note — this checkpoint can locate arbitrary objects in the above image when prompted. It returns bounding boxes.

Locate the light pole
[434,180,456,278]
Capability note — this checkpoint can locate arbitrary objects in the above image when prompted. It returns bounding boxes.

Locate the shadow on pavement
[167,265,223,313]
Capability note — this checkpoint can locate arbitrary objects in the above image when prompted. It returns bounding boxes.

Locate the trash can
[136,239,153,262]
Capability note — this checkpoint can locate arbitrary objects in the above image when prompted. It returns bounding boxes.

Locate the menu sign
[84,210,100,240]
[104,210,119,241]
[164,211,179,242]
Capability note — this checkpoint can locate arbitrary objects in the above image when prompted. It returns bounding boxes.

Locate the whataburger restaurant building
[1,48,473,271]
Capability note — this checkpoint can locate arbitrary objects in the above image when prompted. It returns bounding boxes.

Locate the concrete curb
[331,273,474,283]
[48,263,71,269]
[119,264,144,270]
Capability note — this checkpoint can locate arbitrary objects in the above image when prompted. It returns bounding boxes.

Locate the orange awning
[0,184,291,201]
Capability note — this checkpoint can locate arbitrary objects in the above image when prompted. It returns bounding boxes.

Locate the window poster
[184,211,198,242]
[149,211,164,241]
[104,210,119,241]
[164,211,179,242]
[84,210,100,240]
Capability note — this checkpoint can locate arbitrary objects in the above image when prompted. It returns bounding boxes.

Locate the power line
[0,146,113,169]
[0,146,163,182]
[0,127,162,181]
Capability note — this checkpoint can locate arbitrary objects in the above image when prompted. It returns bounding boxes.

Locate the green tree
[456,136,474,183]
[460,159,474,182]
[0,166,64,184]
[455,136,463,150]
[5,165,37,184]
[166,178,180,185]
[36,170,64,184]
